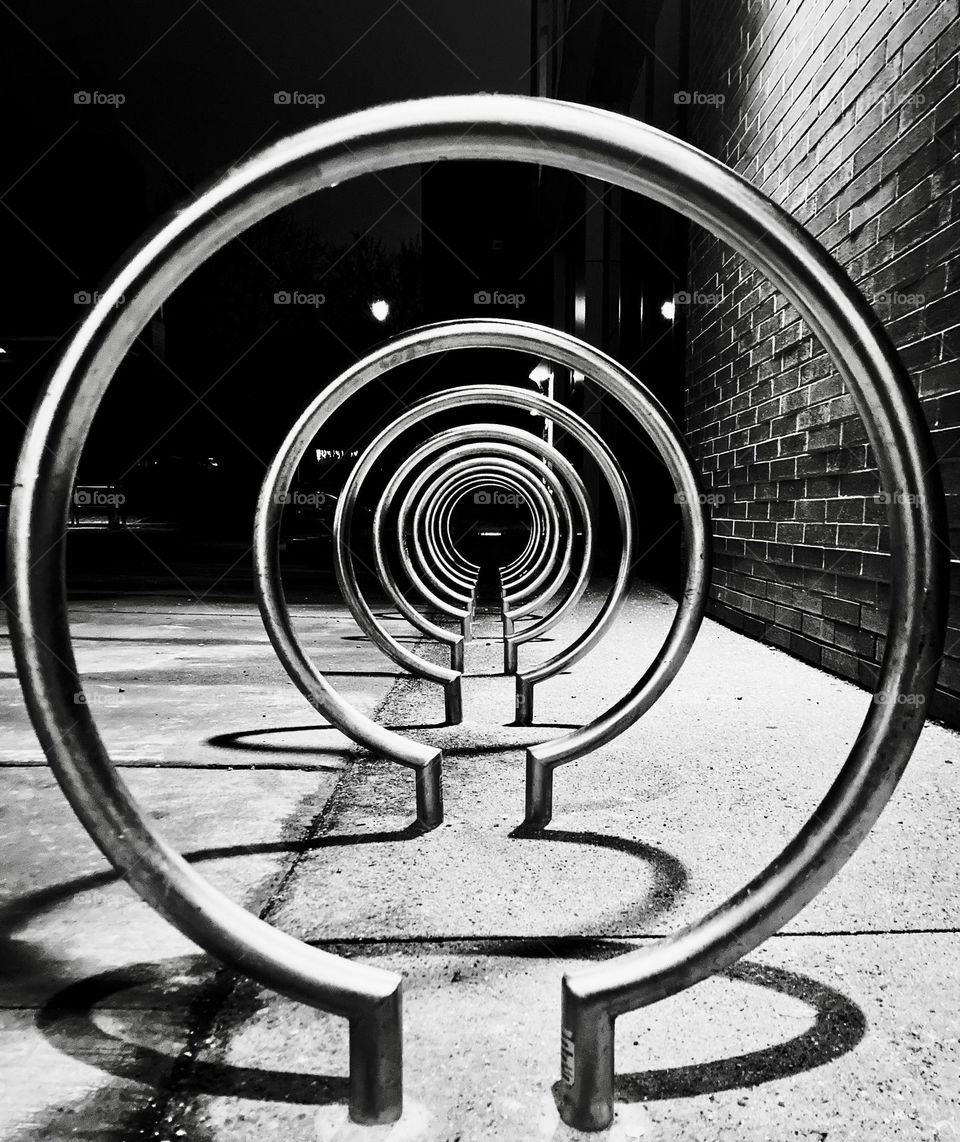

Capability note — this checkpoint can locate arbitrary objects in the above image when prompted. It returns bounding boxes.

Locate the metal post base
[502,614,517,674]
[349,986,404,1124]
[444,677,463,725]
[556,982,615,1132]
[450,638,465,673]
[524,754,554,828]
[515,676,534,726]
[414,752,444,831]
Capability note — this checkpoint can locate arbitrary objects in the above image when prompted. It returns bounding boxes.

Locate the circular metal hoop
[7,94,945,1130]
[417,466,551,594]
[417,461,582,622]
[426,473,558,603]
[257,363,639,746]
[353,379,616,655]
[401,444,565,611]
[411,464,562,647]
[255,330,704,821]
[390,450,570,630]
[340,432,570,700]
[389,465,543,655]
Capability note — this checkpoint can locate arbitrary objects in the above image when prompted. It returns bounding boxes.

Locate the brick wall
[683,0,960,724]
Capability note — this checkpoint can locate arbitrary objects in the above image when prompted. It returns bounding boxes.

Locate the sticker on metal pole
[561,1026,576,1085]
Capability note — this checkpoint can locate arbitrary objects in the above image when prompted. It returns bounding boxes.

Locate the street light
[370,299,390,322]
[661,299,676,321]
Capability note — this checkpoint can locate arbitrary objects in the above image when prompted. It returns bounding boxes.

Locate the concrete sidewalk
[1,584,958,1140]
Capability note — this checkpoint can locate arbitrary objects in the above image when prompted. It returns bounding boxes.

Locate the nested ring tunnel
[255,325,710,823]
[6,93,946,1132]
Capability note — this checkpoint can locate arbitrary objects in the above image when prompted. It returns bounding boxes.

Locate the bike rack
[7,94,945,1130]
[399,460,562,627]
[415,462,589,673]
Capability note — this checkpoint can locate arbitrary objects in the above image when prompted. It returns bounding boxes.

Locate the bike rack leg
[515,675,534,726]
[524,754,554,828]
[557,984,615,1132]
[444,676,463,725]
[414,752,444,831]
[349,987,404,1124]
[502,613,517,674]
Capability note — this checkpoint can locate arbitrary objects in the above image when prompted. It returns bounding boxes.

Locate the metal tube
[322,383,610,684]
[7,96,944,1131]
[424,470,544,589]
[421,466,559,604]
[397,449,567,622]
[417,467,554,600]
[395,426,592,631]
[377,379,640,739]
[407,471,538,610]
[398,466,550,648]
[405,451,566,612]
[331,403,563,663]
[254,415,454,808]
[419,463,584,668]
[302,376,632,711]
[431,476,536,578]
[426,463,568,621]
[420,467,551,659]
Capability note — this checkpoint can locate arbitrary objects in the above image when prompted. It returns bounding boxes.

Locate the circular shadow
[206,724,585,758]
[37,952,866,1110]
[610,958,867,1102]
[36,956,348,1105]
[508,826,688,925]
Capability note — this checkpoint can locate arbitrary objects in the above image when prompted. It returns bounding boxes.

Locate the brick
[823,646,862,679]
[833,621,877,656]
[802,613,836,641]
[823,595,861,624]
[764,624,793,648]
[790,633,824,665]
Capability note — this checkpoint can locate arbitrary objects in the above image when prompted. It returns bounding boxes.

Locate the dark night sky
[1,2,533,491]
[3,1,530,299]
